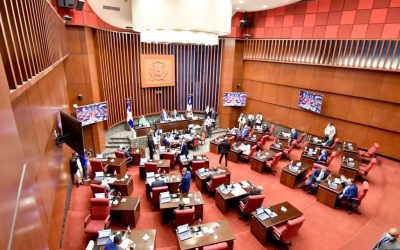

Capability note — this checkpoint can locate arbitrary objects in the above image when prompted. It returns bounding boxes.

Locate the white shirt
[239,144,251,155]
[247,114,254,121]
[204,119,212,127]
[324,125,336,139]
[238,116,246,125]
[255,114,262,123]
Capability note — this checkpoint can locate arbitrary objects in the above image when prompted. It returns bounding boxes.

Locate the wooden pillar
[218,39,244,128]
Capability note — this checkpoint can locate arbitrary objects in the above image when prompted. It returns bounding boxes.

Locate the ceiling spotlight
[239,0,244,4]
[263,5,268,8]
[235,7,240,10]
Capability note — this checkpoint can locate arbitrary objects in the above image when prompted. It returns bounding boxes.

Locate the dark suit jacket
[179,172,191,193]
[316,153,328,164]
[324,138,334,147]
[372,234,400,250]
[220,140,231,154]
[290,131,298,140]
[160,112,168,121]
[341,183,358,200]
[180,142,189,156]
[147,134,155,150]
[310,169,329,182]
[210,110,217,120]
[151,179,166,188]
[171,112,179,119]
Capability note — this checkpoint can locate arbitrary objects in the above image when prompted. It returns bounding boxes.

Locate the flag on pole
[186,94,193,111]
[126,98,134,128]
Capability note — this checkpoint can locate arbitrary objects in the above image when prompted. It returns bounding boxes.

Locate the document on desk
[119,239,133,249]
[231,186,247,197]
[240,180,250,188]
[182,198,190,204]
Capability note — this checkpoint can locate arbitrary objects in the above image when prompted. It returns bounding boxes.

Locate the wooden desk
[245,136,258,146]
[128,148,145,165]
[96,230,156,250]
[110,196,140,227]
[250,201,303,245]
[250,150,276,173]
[269,140,288,152]
[342,141,359,154]
[317,179,344,208]
[160,191,204,223]
[300,144,321,165]
[103,158,127,178]
[280,161,312,188]
[187,117,205,127]
[179,155,210,172]
[195,167,231,192]
[134,125,155,137]
[308,135,325,147]
[209,137,224,154]
[109,175,134,196]
[145,173,182,197]
[339,152,361,179]
[215,181,252,213]
[156,119,189,132]
[139,159,171,179]
[253,130,264,140]
[228,149,241,163]
[176,220,235,250]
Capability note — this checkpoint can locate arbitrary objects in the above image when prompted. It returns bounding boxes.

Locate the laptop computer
[97,229,111,246]
[177,224,192,241]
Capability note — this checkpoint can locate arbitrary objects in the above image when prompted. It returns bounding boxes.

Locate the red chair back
[362,158,377,175]
[89,159,105,173]
[281,215,305,241]
[331,138,340,149]
[151,186,168,206]
[203,242,228,250]
[145,162,158,173]
[271,152,282,168]
[260,135,268,147]
[90,184,107,197]
[209,174,226,192]
[115,151,125,159]
[228,136,235,146]
[192,161,205,175]
[243,195,265,214]
[201,131,207,140]
[193,138,199,149]
[269,125,275,134]
[367,143,380,155]
[174,207,195,227]
[248,145,258,157]
[296,133,306,144]
[357,181,369,203]
[90,198,110,220]
[326,151,337,166]
[163,153,175,167]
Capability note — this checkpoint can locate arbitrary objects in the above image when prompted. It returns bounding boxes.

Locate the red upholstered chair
[265,152,282,175]
[283,140,297,160]
[203,242,228,250]
[199,131,207,145]
[257,135,269,149]
[145,162,158,173]
[359,143,380,162]
[114,150,125,159]
[341,181,369,214]
[295,133,306,148]
[206,174,226,194]
[174,207,195,227]
[89,184,108,198]
[84,198,111,235]
[358,158,377,181]
[162,153,175,168]
[191,138,200,151]
[150,186,168,208]
[239,195,265,218]
[266,125,275,140]
[240,145,258,162]
[228,136,235,146]
[191,161,205,177]
[89,159,106,179]
[306,163,327,179]
[272,215,305,247]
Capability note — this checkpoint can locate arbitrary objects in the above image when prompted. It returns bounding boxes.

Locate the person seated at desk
[237,125,250,140]
[151,176,166,188]
[238,141,251,156]
[173,201,191,217]
[297,167,330,194]
[138,115,150,127]
[262,123,270,133]
[179,167,191,193]
[373,228,400,250]
[171,109,179,119]
[105,233,125,250]
[120,146,134,165]
[322,137,334,147]
[282,128,298,141]
[335,176,358,208]
[160,109,169,122]
[186,109,194,118]
[179,139,189,157]
[240,185,263,204]
[255,112,263,127]
[160,135,170,147]
[205,167,222,181]
[323,122,336,142]
[238,113,247,130]
[315,149,329,164]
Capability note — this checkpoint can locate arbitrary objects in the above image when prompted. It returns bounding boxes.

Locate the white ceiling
[231,0,302,12]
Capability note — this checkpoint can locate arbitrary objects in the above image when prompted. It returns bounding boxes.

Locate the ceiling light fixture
[131,0,232,45]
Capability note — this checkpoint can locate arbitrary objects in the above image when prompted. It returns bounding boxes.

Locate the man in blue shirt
[179,167,191,193]
[104,234,122,250]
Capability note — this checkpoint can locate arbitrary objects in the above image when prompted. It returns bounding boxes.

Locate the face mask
[386,233,395,241]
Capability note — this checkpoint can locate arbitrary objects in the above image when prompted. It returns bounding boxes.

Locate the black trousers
[149,147,154,160]
[219,152,228,166]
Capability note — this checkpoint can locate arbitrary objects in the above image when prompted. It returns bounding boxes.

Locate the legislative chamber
[1,0,400,249]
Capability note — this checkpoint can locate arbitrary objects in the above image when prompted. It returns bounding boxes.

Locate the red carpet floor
[61,141,400,250]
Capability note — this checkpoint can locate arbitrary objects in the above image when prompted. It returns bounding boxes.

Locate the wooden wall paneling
[388,41,398,70]
[32,0,50,68]
[23,0,40,75]
[15,0,34,77]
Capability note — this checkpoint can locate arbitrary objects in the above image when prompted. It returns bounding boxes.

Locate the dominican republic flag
[126,98,134,128]
[187,94,193,111]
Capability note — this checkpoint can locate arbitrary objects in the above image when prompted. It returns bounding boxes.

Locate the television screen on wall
[75,102,108,126]
[222,92,247,107]
[298,90,323,113]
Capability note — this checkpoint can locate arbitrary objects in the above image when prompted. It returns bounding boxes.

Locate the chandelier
[131,0,232,45]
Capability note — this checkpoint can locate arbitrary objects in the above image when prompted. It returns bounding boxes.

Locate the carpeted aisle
[61,140,400,250]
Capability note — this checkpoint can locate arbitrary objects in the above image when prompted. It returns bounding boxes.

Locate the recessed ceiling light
[235,7,240,10]
[239,0,244,3]
[263,4,268,8]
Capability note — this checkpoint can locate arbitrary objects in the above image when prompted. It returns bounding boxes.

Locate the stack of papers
[107,178,117,184]
[231,186,247,197]
[140,158,147,166]
[240,181,250,188]
[160,192,171,203]
[182,198,190,204]
[95,193,106,198]
[119,239,133,249]
[142,234,150,241]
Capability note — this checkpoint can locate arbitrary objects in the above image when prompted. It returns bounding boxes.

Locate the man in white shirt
[255,112,263,128]
[238,113,246,130]
[324,122,336,142]
[204,116,213,138]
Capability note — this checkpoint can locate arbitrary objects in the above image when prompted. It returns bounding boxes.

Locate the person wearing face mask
[372,228,399,250]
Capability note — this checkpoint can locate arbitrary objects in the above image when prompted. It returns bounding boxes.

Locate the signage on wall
[140,54,175,88]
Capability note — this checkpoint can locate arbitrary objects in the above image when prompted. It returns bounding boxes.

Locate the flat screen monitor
[75,102,108,126]
[60,111,84,155]
[223,92,247,107]
[298,90,323,113]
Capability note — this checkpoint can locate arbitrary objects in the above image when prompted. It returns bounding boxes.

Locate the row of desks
[134,118,205,136]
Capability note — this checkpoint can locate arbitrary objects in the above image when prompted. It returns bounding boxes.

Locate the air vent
[103,5,120,11]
